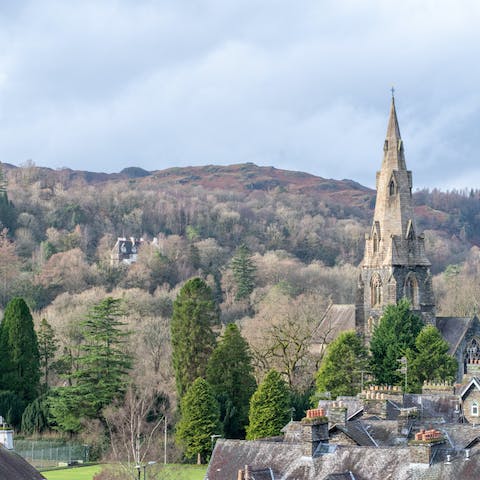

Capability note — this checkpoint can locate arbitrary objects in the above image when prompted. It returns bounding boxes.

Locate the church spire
[355,94,436,339]
[386,94,401,144]
[382,94,406,171]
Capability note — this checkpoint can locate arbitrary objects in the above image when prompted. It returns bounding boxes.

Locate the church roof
[436,316,472,355]
[312,304,355,347]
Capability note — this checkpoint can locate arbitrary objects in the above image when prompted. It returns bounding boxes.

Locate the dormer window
[472,401,479,417]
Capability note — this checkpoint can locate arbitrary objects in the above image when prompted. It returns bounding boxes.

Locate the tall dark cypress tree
[0,297,40,402]
[171,278,218,399]
[206,323,256,438]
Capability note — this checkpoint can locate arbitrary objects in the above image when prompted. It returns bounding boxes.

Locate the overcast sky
[0,0,479,189]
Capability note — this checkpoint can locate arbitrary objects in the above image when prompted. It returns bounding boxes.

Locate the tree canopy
[175,378,221,464]
[370,299,424,386]
[206,323,256,438]
[315,330,368,399]
[37,318,58,391]
[0,297,40,402]
[231,244,256,300]
[408,325,458,392]
[50,297,132,432]
[246,369,291,440]
[171,277,218,398]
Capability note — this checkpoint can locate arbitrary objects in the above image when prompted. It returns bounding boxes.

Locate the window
[472,402,479,417]
[389,179,395,196]
[405,274,419,309]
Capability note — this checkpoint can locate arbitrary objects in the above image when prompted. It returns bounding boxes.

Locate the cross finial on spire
[391,86,395,99]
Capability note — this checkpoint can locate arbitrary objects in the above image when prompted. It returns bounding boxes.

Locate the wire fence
[14,439,88,469]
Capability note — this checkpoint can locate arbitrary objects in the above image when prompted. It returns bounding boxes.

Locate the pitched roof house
[0,445,46,479]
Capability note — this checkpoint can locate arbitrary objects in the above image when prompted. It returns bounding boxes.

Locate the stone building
[311,96,480,382]
[355,96,435,339]
[207,389,480,480]
[206,95,480,479]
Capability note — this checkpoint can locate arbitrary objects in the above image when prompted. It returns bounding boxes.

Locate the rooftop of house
[0,445,45,479]
[206,385,480,480]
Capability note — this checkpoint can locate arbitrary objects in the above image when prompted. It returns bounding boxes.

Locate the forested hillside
[0,160,479,464]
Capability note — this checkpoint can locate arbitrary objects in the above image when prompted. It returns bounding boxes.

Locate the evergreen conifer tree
[37,318,58,391]
[176,378,221,464]
[231,244,256,300]
[370,299,424,386]
[206,323,256,438]
[49,297,132,432]
[0,297,40,402]
[171,278,218,398]
[315,331,368,398]
[21,395,50,434]
[408,325,458,391]
[246,369,290,440]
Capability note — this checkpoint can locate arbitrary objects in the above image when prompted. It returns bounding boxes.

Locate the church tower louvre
[355,95,435,340]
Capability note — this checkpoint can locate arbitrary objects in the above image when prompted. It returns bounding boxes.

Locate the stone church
[206,97,480,480]
[313,96,480,382]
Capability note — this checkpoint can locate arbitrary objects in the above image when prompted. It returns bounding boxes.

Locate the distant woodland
[1,160,480,463]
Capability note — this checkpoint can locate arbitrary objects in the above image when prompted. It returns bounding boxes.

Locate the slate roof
[205,440,303,480]
[247,468,275,479]
[207,440,480,480]
[331,421,377,447]
[460,377,480,399]
[436,316,472,355]
[403,394,461,422]
[312,304,355,350]
[0,446,45,479]
[323,473,356,480]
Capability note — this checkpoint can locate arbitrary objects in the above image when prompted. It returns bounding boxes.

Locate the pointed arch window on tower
[389,179,396,196]
[373,233,378,253]
[371,275,382,307]
[405,274,419,309]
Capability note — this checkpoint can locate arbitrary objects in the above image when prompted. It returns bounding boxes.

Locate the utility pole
[164,416,167,465]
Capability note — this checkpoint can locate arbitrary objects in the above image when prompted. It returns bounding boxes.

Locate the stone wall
[463,388,480,425]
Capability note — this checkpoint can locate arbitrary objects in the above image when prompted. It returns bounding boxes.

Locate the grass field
[42,465,102,480]
[41,464,207,480]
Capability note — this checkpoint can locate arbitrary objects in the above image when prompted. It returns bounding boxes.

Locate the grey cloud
[0,0,479,189]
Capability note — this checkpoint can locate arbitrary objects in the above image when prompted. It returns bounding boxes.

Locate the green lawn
[41,464,207,480]
[42,465,102,480]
